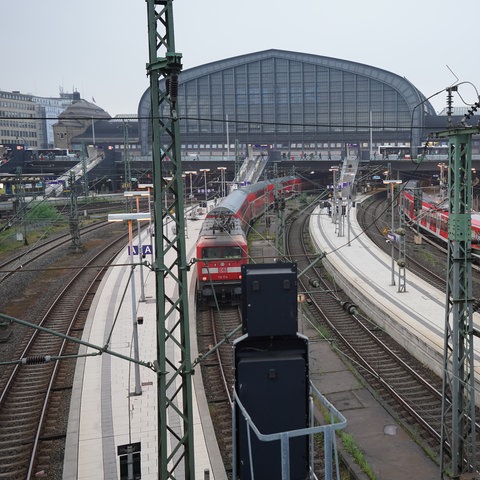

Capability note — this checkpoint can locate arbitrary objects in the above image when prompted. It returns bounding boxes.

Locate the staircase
[44,146,105,197]
[233,146,269,187]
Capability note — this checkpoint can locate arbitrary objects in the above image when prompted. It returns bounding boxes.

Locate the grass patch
[314,395,377,480]
[338,431,377,480]
[0,201,71,254]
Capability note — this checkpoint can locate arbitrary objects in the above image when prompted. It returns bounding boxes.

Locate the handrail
[232,381,347,480]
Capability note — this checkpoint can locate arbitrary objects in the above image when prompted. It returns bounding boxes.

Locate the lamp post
[108,212,151,396]
[185,171,197,217]
[138,184,154,261]
[438,162,447,200]
[200,168,210,206]
[329,166,339,225]
[181,173,188,238]
[383,179,402,286]
[217,166,227,198]
[124,191,151,302]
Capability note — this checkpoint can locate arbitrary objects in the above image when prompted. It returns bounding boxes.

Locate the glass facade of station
[138,50,435,159]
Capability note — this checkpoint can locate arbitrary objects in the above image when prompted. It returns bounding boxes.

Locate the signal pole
[145,1,194,479]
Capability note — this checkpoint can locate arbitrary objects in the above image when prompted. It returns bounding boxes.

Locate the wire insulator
[165,76,170,94]
[169,74,179,103]
[461,99,480,126]
[22,355,52,365]
[447,91,453,125]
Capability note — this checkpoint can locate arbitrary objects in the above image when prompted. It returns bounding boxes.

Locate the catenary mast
[145,1,195,478]
[439,93,480,477]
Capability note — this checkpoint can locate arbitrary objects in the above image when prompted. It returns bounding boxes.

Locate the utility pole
[438,123,480,479]
[234,139,240,181]
[68,172,82,251]
[15,167,28,245]
[123,120,133,212]
[274,187,285,258]
[145,1,195,479]
[81,144,89,200]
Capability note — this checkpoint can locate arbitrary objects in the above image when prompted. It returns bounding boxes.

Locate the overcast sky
[1,0,478,117]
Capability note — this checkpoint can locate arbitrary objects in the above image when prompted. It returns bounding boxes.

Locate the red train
[195,176,303,304]
[399,186,480,253]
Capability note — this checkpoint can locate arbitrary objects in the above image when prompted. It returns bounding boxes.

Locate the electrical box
[241,263,297,337]
[234,336,309,480]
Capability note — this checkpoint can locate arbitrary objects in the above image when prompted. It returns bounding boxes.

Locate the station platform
[63,204,227,480]
[309,198,480,381]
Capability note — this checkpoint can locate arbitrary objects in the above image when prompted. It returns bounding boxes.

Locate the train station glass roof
[138,49,435,156]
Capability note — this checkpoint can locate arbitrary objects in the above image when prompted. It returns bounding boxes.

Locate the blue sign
[128,245,153,255]
[142,245,153,255]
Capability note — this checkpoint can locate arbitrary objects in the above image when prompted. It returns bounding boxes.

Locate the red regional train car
[399,187,480,253]
[196,176,302,304]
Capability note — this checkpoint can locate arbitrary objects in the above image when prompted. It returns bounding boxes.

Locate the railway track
[0,221,110,285]
[285,204,451,465]
[355,192,448,289]
[0,227,128,479]
[196,198,352,479]
[195,305,242,478]
[357,192,480,309]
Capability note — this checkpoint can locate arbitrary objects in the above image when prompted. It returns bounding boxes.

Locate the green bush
[25,201,63,223]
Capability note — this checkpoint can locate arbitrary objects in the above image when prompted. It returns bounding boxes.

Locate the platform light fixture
[185,171,197,204]
[200,168,210,205]
[137,184,154,260]
[329,166,340,225]
[217,166,227,198]
[108,212,151,396]
[123,192,152,302]
[437,163,447,200]
[383,179,402,287]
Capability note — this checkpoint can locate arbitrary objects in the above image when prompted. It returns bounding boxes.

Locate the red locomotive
[195,176,303,304]
[399,186,480,252]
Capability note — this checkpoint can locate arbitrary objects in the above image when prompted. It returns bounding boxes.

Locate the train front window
[202,246,242,259]
[223,246,242,258]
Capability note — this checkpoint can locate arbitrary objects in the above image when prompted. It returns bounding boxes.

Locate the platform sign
[127,245,153,255]
[386,233,399,243]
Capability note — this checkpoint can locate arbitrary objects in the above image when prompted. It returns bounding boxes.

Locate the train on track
[195,176,304,304]
[399,184,480,255]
